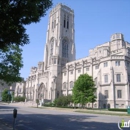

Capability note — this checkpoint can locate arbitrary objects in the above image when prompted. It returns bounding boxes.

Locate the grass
[75,110,130,116]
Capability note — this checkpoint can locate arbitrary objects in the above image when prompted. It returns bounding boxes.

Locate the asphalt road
[0,104,129,130]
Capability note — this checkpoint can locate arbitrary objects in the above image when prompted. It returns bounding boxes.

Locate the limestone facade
[15,4,130,108]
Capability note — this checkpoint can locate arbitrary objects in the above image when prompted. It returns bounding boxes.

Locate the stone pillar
[74,63,76,81]
[82,60,84,74]
[66,66,69,95]
[125,67,129,107]
[110,67,116,108]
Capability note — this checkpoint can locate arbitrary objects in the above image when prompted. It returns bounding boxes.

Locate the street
[0,103,129,130]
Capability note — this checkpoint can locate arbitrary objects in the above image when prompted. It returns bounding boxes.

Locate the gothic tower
[43,3,75,101]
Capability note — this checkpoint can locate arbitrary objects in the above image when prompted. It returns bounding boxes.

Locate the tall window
[62,39,68,58]
[64,14,66,28]
[115,61,120,66]
[70,81,74,88]
[67,16,69,29]
[63,82,66,89]
[50,39,54,56]
[104,62,108,67]
[78,69,81,73]
[117,90,122,98]
[52,21,54,29]
[86,67,89,71]
[128,74,130,82]
[95,65,99,69]
[116,74,121,82]
[104,75,108,83]
[54,20,56,28]
[104,90,108,98]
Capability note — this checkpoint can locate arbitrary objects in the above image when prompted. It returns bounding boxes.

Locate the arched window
[63,82,66,89]
[50,39,54,56]
[70,81,74,88]
[67,16,69,29]
[64,14,66,28]
[62,39,68,58]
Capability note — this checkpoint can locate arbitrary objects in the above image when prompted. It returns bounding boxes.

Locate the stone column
[110,66,116,108]
[125,67,129,107]
[66,66,69,95]
[74,63,76,82]
[82,60,84,74]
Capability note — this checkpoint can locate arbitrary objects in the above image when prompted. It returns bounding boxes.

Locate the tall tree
[0,0,52,49]
[0,44,23,84]
[72,74,96,108]
[0,0,52,83]
[2,88,11,102]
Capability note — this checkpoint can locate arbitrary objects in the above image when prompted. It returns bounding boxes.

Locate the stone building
[15,3,130,108]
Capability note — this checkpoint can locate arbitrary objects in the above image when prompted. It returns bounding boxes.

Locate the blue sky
[21,0,130,79]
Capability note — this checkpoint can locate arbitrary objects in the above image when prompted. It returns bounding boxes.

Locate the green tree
[0,0,52,49]
[0,0,52,83]
[88,95,96,109]
[72,74,96,108]
[0,45,23,84]
[2,88,11,102]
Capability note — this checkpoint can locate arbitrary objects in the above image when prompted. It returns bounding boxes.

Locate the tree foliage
[72,74,96,107]
[0,45,23,84]
[2,88,11,102]
[0,0,52,83]
[0,0,52,49]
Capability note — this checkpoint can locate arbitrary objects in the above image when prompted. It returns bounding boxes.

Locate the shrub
[44,102,54,107]
[14,96,25,102]
[108,108,127,112]
[2,89,11,102]
[36,99,39,108]
[53,95,73,107]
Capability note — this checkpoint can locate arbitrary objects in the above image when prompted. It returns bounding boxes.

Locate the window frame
[104,62,108,67]
[115,61,120,66]
[117,90,122,98]
[116,74,121,82]
[104,74,108,83]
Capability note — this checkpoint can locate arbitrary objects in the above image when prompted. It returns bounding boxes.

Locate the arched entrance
[38,83,45,100]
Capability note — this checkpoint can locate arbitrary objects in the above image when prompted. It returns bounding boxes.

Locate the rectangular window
[104,62,108,67]
[86,67,89,71]
[104,75,108,83]
[117,90,122,98]
[115,61,120,66]
[127,61,130,67]
[67,21,69,29]
[54,58,56,64]
[95,65,99,69]
[54,20,56,28]
[128,74,130,82]
[52,21,53,29]
[104,90,108,98]
[78,69,81,73]
[70,71,73,74]
[67,16,69,29]
[116,74,121,82]
[64,20,66,28]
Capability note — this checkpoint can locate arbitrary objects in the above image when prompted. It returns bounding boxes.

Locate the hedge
[108,108,127,112]
[14,96,25,102]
